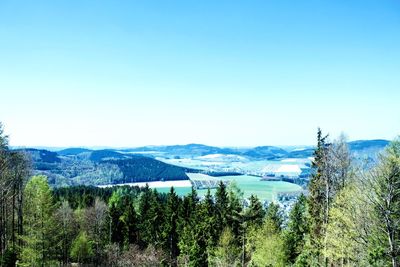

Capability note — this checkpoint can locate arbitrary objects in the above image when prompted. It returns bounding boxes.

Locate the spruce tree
[162,187,180,263]
[246,194,265,228]
[108,190,125,246]
[178,188,212,266]
[138,185,153,247]
[284,194,308,264]
[307,128,328,262]
[215,181,229,237]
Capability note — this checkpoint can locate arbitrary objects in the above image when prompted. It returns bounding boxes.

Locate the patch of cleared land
[98,173,303,201]
[186,173,302,201]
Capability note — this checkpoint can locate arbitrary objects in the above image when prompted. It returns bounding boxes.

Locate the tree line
[1,122,400,266]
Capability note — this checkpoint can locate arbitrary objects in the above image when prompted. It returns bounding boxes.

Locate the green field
[156,174,302,201]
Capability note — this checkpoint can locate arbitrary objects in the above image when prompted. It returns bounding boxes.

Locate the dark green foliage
[246,195,265,228]
[307,128,328,256]
[284,194,308,264]
[53,186,112,209]
[227,183,244,240]
[265,202,283,233]
[214,181,229,236]
[53,185,142,209]
[138,187,165,247]
[109,188,139,247]
[178,188,216,266]
[106,157,192,183]
[0,248,17,267]
[162,187,181,262]
[180,187,198,222]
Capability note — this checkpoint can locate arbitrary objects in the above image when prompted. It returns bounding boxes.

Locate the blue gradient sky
[1,0,399,147]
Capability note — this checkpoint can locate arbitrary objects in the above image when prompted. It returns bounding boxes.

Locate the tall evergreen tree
[138,188,164,247]
[109,189,137,248]
[178,188,215,266]
[227,182,244,240]
[246,195,265,228]
[109,190,126,246]
[162,187,180,264]
[284,194,308,264]
[307,128,329,263]
[265,202,283,233]
[215,181,229,238]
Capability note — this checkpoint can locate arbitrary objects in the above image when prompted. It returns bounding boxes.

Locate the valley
[17,140,388,203]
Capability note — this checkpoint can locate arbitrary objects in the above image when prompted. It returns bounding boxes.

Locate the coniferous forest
[1,123,400,267]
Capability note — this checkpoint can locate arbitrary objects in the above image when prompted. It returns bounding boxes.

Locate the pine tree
[109,189,137,248]
[227,182,244,240]
[138,188,164,247]
[178,188,214,266]
[284,194,308,264]
[215,181,229,237]
[109,190,125,246]
[162,187,180,263]
[181,187,198,223]
[246,194,265,228]
[265,202,282,233]
[307,128,328,263]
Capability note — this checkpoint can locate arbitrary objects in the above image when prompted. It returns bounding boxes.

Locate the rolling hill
[18,139,390,187]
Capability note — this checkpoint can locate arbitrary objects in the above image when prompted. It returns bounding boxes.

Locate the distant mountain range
[95,139,390,159]
[15,139,390,187]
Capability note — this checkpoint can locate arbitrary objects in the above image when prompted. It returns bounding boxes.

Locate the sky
[0,0,399,147]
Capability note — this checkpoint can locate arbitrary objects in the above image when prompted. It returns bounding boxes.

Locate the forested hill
[16,139,389,187]
[18,148,197,187]
[118,140,390,159]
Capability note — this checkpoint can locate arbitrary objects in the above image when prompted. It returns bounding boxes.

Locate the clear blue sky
[1,0,399,147]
